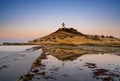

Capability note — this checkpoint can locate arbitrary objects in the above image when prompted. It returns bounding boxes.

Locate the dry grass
[28,28,120,46]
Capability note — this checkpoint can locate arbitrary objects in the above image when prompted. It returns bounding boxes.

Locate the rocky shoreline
[17,45,120,81]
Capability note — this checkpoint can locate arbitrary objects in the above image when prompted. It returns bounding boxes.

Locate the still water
[0,46,120,81]
[23,54,119,81]
[0,46,41,81]
[18,46,120,81]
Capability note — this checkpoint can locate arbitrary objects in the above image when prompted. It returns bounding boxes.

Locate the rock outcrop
[28,25,120,46]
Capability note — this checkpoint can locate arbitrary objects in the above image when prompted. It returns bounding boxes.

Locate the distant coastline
[2,42,36,45]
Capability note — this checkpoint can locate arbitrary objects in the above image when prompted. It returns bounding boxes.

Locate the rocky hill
[28,25,120,46]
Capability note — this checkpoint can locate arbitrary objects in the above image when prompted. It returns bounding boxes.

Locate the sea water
[0,45,42,81]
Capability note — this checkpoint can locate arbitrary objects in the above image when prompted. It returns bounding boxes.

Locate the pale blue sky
[0,0,120,43]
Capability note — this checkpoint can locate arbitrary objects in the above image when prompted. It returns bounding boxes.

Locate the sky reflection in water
[19,46,120,81]
[0,46,120,81]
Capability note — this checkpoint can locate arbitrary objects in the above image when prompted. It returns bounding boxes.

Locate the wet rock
[40,72,46,76]
[93,69,108,76]
[102,77,112,81]
[92,68,120,81]
[84,63,97,68]
[2,65,8,68]
[24,73,34,80]
[32,69,39,73]
[0,65,8,72]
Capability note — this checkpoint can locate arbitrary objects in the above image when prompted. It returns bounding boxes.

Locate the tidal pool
[0,45,41,81]
[27,54,120,81]
[18,46,120,81]
[0,45,120,81]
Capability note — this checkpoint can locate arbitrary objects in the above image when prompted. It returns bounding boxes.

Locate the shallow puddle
[30,54,120,81]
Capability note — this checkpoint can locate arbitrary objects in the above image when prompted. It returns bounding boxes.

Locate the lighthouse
[62,22,65,28]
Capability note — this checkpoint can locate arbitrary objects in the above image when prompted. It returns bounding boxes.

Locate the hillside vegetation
[28,27,120,46]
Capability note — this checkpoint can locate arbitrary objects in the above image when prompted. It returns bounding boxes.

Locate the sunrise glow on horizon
[0,0,120,43]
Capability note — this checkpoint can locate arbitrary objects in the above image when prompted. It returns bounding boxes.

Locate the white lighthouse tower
[62,22,65,28]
